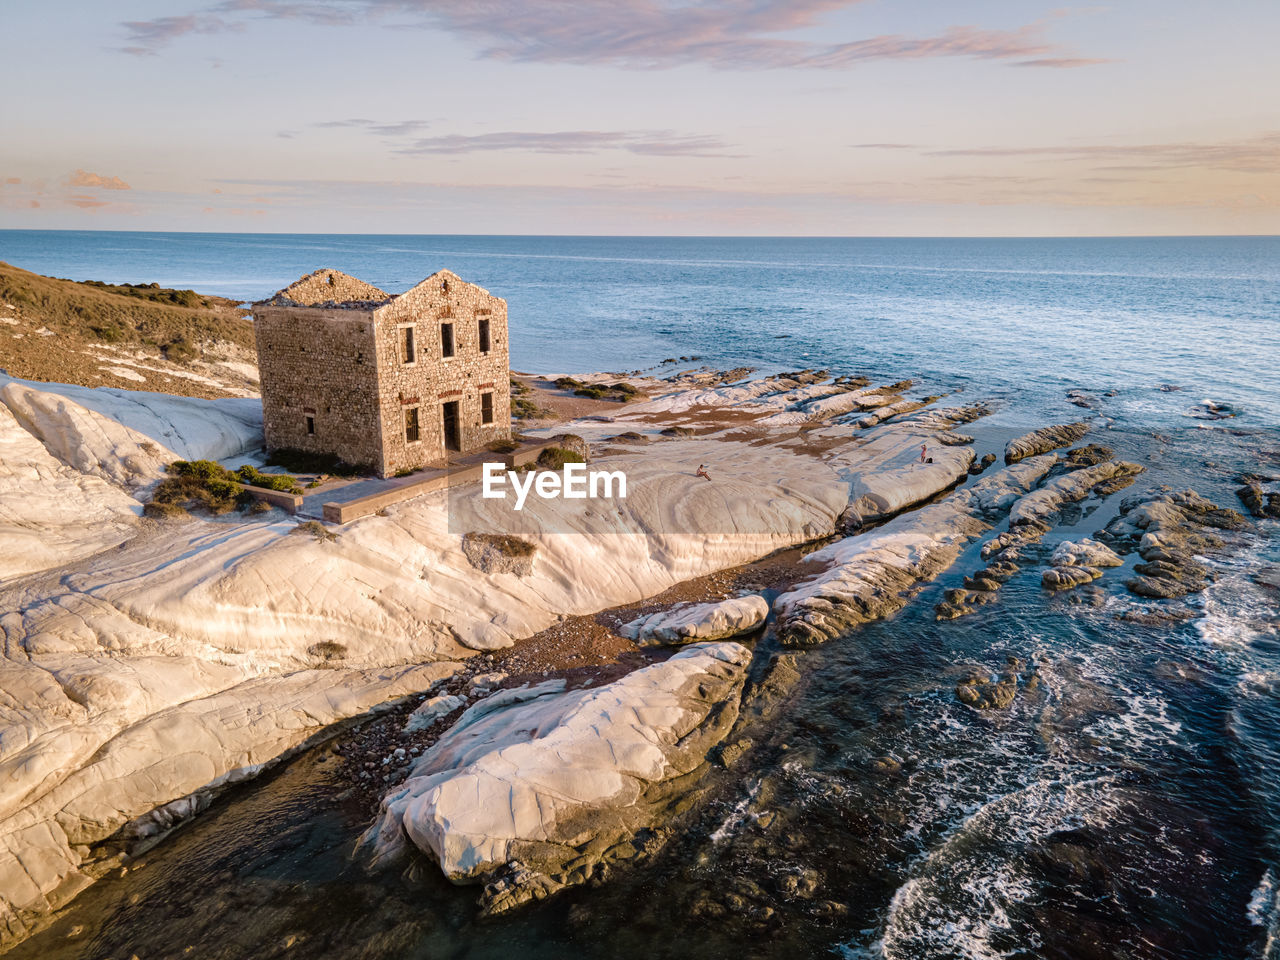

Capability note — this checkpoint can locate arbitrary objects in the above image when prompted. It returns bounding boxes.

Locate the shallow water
[0,233,1277,958]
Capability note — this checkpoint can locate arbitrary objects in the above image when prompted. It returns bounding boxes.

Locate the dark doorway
[441,400,461,452]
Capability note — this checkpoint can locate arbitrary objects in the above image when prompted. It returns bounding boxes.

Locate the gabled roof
[395,268,495,301]
[258,268,391,309]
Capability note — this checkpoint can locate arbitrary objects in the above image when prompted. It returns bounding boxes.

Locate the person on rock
[920,444,927,463]
[695,464,712,481]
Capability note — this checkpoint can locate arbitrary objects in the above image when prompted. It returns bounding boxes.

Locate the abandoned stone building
[251,268,511,477]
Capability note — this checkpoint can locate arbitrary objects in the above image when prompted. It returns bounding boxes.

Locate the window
[404,406,420,444]
[441,322,455,358]
[305,415,315,436]
[478,317,491,354]
[481,391,494,424]
[399,324,416,365]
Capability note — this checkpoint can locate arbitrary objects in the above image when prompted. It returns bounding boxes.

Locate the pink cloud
[119,1,1103,71]
[397,129,737,157]
[68,169,132,190]
[927,131,1280,174]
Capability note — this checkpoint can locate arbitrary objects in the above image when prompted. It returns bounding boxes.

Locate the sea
[1,230,1278,960]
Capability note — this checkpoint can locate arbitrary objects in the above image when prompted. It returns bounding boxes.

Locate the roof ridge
[259,268,391,307]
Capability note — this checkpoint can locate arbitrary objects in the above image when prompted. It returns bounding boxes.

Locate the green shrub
[536,446,585,470]
[571,381,642,402]
[487,438,518,454]
[89,321,125,343]
[143,501,189,520]
[153,459,247,514]
[170,459,227,481]
[234,464,303,494]
[163,335,199,362]
[511,395,550,420]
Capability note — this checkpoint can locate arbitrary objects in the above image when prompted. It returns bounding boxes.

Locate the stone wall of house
[372,271,512,475]
[261,268,391,308]
[251,306,385,471]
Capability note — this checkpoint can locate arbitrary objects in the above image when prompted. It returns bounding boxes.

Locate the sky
[1,0,1277,236]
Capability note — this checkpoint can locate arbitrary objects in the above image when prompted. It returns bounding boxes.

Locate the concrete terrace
[284,438,565,524]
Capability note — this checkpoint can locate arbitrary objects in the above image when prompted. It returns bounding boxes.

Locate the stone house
[252,268,511,477]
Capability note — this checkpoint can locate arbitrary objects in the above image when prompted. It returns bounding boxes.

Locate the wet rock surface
[1237,480,1280,519]
[955,659,1031,710]
[777,456,1059,644]
[1043,538,1123,591]
[1098,489,1248,598]
[1005,421,1091,464]
[945,460,1142,616]
[1042,565,1104,591]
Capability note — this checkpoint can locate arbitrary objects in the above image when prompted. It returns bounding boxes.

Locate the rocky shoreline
[0,366,1263,947]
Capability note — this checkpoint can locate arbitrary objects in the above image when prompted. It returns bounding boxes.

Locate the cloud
[314,118,431,136]
[117,1,1102,71]
[5,177,20,185]
[68,169,132,190]
[927,131,1280,173]
[1013,57,1111,68]
[120,13,234,55]
[850,143,918,150]
[395,130,737,157]
[301,118,732,157]
[68,195,111,208]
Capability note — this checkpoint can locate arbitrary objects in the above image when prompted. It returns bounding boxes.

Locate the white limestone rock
[0,401,141,580]
[467,672,508,694]
[0,660,463,943]
[0,381,175,490]
[404,694,467,733]
[361,643,752,910]
[775,456,1059,646]
[620,595,768,646]
[0,373,262,464]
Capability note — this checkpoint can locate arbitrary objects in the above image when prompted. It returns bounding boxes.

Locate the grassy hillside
[0,261,258,398]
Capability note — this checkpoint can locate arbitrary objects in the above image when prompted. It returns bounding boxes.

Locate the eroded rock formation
[360,642,751,914]
[620,595,769,646]
[1004,421,1090,464]
[1098,490,1248,598]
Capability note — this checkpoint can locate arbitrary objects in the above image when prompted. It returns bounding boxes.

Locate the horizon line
[2,228,1278,241]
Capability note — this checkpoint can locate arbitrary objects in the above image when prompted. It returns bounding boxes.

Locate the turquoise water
[0,231,1277,959]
